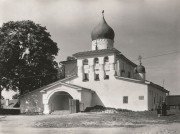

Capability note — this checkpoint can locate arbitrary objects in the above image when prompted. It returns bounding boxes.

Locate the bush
[116,108,132,112]
[84,105,105,112]
[0,109,20,115]
[21,112,42,115]
[84,105,132,113]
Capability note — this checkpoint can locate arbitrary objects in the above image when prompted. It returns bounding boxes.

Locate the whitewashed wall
[69,78,149,111]
[81,90,93,111]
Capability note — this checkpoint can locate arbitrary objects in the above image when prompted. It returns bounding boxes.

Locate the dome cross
[138,55,142,65]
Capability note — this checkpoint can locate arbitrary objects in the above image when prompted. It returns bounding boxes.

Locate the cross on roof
[138,55,142,65]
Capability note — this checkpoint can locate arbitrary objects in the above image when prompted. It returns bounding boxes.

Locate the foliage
[84,105,106,112]
[57,63,65,79]
[0,20,59,95]
[12,93,20,99]
[1,95,4,100]
[66,56,76,61]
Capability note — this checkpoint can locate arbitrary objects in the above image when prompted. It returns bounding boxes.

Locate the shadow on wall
[91,92,104,107]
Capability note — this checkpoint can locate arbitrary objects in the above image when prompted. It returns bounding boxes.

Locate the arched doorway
[49,91,73,112]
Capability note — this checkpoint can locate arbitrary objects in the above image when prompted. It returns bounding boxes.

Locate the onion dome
[91,10,115,41]
[136,65,145,73]
[134,55,146,73]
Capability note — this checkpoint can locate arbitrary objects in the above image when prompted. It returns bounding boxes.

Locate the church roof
[146,80,169,93]
[20,75,77,97]
[60,59,77,64]
[20,75,94,97]
[115,76,169,93]
[40,76,94,93]
[91,11,115,41]
[73,48,120,58]
[117,54,137,67]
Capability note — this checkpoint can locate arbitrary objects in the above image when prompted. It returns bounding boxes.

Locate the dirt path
[0,115,180,134]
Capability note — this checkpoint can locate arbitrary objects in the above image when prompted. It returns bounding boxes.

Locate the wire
[132,51,180,62]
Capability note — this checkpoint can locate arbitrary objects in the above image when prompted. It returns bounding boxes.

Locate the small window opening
[139,96,144,100]
[104,56,109,63]
[95,74,99,81]
[83,73,89,81]
[94,58,99,64]
[123,96,128,104]
[83,59,88,65]
[104,75,109,80]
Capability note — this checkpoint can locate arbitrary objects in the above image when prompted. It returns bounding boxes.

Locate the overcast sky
[0,0,180,98]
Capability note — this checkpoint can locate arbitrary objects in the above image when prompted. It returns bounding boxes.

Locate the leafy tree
[12,93,19,99]
[57,63,65,79]
[0,20,59,103]
[1,95,4,100]
[67,56,76,61]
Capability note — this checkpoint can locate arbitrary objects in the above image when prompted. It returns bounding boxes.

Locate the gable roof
[117,54,137,67]
[146,80,169,93]
[20,75,94,97]
[115,76,146,85]
[60,59,77,64]
[20,75,78,97]
[40,80,92,93]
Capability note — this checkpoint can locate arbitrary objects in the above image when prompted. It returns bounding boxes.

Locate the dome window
[104,56,109,63]
[94,58,99,64]
[83,59,88,65]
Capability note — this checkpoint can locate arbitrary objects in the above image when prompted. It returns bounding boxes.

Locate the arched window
[83,73,89,81]
[104,56,109,63]
[83,59,88,65]
[95,74,99,81]
[94,58,99,64]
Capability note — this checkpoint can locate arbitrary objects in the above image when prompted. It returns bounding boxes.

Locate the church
[20,12,169,114]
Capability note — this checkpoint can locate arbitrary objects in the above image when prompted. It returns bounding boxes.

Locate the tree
[0,20,59,103]
[12,93,19,99]
[66,56,76,61]
[1,95,4,100]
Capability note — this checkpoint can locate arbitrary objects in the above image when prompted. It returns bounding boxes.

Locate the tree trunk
[0,89,2,109]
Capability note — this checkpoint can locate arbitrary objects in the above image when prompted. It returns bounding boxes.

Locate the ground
[0,109,180,134]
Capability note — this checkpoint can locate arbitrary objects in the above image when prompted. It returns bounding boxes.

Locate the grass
[34,109,180,128]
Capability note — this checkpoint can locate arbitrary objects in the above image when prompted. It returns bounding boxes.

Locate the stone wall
[20,89,43,113]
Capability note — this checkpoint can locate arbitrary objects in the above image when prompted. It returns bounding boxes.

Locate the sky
[0,0,180,99]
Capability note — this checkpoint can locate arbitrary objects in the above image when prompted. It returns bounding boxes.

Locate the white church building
[20,12,169,114]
